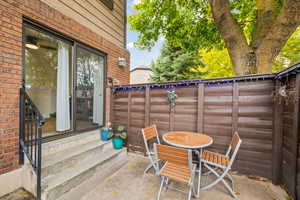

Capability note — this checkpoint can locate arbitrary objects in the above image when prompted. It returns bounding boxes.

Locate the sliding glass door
[23,21,106,137]
[75,46,105,131]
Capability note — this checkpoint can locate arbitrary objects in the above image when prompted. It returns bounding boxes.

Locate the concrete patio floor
[81,153,289,200]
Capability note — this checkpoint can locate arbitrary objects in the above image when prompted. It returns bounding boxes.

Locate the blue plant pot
[100,130,111,141]
[112,138,123,149]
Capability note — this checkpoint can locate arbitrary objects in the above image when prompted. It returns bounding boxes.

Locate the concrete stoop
[41,130,129,200]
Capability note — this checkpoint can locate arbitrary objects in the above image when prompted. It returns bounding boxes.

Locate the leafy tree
[273,26,300,72]
[150,43,205,82]
[196,48,234,78]
[129,0,300,75]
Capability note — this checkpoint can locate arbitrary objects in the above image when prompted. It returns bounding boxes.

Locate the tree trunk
[209,0,300,75]
[228,48,257,75]
[209,0,255,76]
[255,0,300,73]
[256,43,277,74]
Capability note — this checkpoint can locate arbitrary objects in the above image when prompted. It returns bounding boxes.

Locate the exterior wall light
[25,36,39,50]
[118,57,126,67]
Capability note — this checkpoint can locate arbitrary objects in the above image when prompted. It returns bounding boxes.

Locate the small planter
[100,128,112,141]
[112,137,124,149]
[108,125,127,150]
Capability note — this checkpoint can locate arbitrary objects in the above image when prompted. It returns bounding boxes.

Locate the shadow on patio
[81,154,288,200]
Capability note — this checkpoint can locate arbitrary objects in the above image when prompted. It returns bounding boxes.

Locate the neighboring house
[0,0,129,199]
[130,66,152,84]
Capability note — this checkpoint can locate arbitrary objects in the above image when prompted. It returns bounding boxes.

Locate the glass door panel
[24,26,73,137]
[75,47,104,130]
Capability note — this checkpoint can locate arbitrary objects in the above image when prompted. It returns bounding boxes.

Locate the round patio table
[163,131,213,197]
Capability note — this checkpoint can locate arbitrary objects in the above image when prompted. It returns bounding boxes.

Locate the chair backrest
[154,143,192,168]
[142,124,160,142]
[227,132,242,165]
[142,125,160,154]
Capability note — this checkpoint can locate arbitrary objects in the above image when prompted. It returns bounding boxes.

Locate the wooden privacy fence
[111,63,300,199]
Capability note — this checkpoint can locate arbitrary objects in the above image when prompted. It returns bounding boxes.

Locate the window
[99,0,114,10]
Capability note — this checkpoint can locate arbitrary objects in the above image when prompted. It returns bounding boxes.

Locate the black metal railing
[20,88,44,200]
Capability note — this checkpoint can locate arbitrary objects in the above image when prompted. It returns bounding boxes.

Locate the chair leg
[145,157,159,175]
[165,178,170,191]
[144,163,154,174]
[187,186,192,200]
[157,177,165,200]
[223,170,235,193]
[203,166,219,176]
[202,164,237,199]
[195,149,202,198]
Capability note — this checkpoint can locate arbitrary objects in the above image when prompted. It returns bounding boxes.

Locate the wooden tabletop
[163,131,213,149]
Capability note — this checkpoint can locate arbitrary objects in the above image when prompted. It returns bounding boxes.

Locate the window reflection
[76,47,104,130]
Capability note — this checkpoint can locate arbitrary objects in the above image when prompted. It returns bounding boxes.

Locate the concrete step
[57,152,133,200]
[41,147,127,200]
[41,140,111,177]
[42,130,100,156]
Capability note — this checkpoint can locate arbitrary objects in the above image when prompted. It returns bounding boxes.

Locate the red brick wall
[0,0,130,174]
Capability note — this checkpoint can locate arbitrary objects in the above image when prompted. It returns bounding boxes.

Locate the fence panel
[203,83,233,154]
[173,87,198,132]
[149,89,170,134]
[280,75,300,199]
[236,80,274,179]
[297,74,300,200]
[112,78,275,179]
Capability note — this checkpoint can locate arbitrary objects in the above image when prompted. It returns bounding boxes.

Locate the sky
[126,0,163,70]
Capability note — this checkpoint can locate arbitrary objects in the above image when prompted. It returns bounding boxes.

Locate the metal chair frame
[141,125,161,175]
[201,132,242,199]
[154,143,197,200]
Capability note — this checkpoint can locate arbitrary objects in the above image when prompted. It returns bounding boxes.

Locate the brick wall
[0,0,130,174]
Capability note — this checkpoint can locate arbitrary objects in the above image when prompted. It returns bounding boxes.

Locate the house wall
[40,0,125,48]
[130,69,152,84]
[0,0,129,176]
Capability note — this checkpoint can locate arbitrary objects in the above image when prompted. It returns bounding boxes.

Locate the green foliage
[198,48,234,78]
[116,125,125,132]
[129,0,222,52]
[273,27,300,72]
[150,43,205,82]
[129,0,284,51]
[108,125,127,140]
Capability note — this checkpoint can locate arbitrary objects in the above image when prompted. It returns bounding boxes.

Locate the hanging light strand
[112,75,277,94]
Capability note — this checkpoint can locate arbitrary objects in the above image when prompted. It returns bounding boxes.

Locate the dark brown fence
[276,74,300,200]
[111,63,300,199]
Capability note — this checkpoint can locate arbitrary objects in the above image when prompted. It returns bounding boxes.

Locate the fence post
[169,108,175,131]
[292,74,300,199]
[169,89,175,131]
[197,84,204,133]
[145,87,150,127]
[232,82,239,134]
[108,87,114,126]
[127,91,132,135]
[272,79,283,185]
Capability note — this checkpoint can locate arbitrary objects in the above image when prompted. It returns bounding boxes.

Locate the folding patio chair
[201,132,242,198]
[154,143,197,200]
[141,125,161,175]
